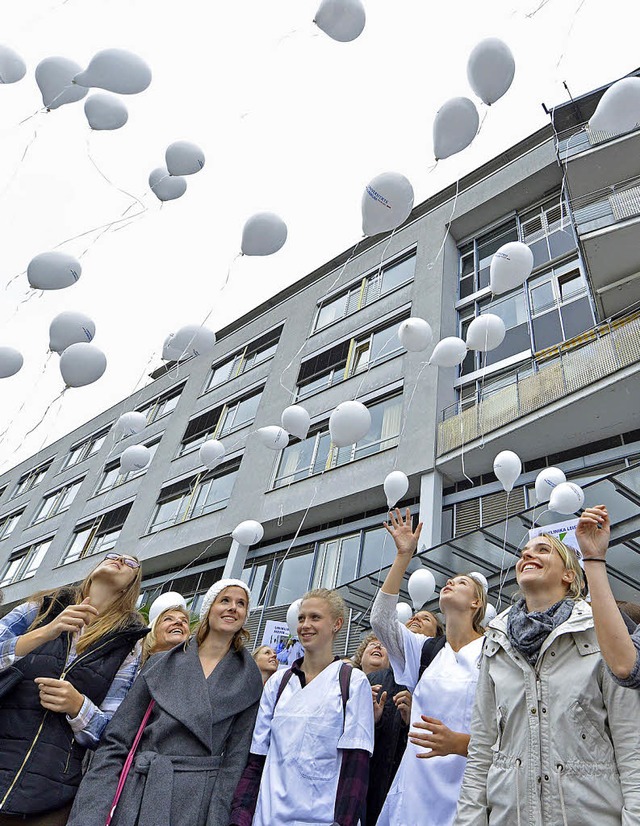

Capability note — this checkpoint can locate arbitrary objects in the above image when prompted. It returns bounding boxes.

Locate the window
[205,326,283,392]
[313,253,416,332]
[32,479,83,524]
[11,463,52,499]
[528,261,594,352]
[139,385,184,425]
[148,459,241,533]
[459,289,532,375]
[180,388,264,454]
[61,504,132,565]
[312,534,360,589]
[95,441,160,494]
[0,510,24,541]
[273,393,403,488]
[0,539,52,586]
[64,430,108,469]
[268,549,315,607]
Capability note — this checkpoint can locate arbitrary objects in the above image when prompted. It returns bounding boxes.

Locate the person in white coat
[371,509,487,826]
[229,588,375,826]
[454,532,640,826]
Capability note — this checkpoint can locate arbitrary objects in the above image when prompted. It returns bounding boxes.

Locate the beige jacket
[454,600,640,826]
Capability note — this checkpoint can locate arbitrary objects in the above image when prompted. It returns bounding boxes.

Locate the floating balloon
[28,251,81,291]
[115,411,147,437]
[465,314,506,352]
[0,347,23,379]
[429,337,467,367]
[162,325,216,361]
[48,311,95,354]
[329,400,371,448]
[534,467,566,504]
[149,167,187,202]
[361,172,414,236]
[199,439,225,470]
[549,482,585,515]
[241,212,287,256]
[35,57,88,110]
[493,450,521,493]
[408,568,436,610]
[59,343,106,388]
[433,97,479,160]
[120,444,151,474]
[84,93,128,130]
[148,591,187,625]
[166,141,205,176]
[396,602,413,624]
[0,45,27,84]
[287,599,302,638]
[481,603,497,627]
[589,77,640,136]
[314,0,366,42]
[281,405,311,440]
[467,38,515,106]
[74,49,152,94]
[232,520,264,546]
[257,426,290,451]
[469,571,489,592]
[489,241,533,295]
[398,317,432,352]
[384,470,409,509]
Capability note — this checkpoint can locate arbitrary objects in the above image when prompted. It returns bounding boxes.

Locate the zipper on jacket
[63,737,75,774]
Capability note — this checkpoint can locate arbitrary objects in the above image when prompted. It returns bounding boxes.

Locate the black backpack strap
[418,635,446,679]
[338,662,351,717]
[274,668,296,707]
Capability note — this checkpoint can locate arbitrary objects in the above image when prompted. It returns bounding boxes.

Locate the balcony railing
[571,174,640,236]
[556,121,640,162]
[437,310,640,456]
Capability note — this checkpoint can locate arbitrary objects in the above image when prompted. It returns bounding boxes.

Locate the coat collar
[486,599,594,653]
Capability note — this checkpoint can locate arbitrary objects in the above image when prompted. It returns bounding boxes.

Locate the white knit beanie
[198,578,251,622]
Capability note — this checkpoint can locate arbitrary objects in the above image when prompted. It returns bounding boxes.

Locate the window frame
[94,439,161,495]
[0,539,52,586]
[204,325,284,394]
[11,462,53,499]
[63,429,109,469]
[31,478,84,524]
[0,509,24,541]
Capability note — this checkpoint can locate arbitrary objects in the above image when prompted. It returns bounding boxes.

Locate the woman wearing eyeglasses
[0,551,147,825]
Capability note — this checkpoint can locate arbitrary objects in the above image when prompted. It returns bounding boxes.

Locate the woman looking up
[141,593,190,665]
[252,646,278,685]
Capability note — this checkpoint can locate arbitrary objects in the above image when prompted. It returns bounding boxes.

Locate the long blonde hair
[195,587,250,652]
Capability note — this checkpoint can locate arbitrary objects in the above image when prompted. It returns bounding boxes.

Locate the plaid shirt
[0,601,141,748]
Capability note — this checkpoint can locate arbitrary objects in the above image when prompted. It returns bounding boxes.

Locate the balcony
[436,311,640,479]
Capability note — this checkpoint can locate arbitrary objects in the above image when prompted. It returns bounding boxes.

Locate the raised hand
[383,508,423,559]
[371,685,388,724]
[576,505,610,560]
[393,689,412,726]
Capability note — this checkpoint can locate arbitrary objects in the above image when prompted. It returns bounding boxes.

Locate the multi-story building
[2,69,639,652]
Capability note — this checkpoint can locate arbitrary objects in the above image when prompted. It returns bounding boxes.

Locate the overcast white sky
[0,0,636,473]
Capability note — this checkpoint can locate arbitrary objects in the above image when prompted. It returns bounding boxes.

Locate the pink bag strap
[105,699,155,826]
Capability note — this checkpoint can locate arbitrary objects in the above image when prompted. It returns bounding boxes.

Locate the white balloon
[281,405,311,440]
[286,598,302,638]
[589,77,640,136]
[467,38,515,106]
[469,571,489,592]
[398,317,432,352]
[166,141,205,176]
[0,347,23,379]
[361,172,414,236]
[35,57,88,109]
[120,444,151,474]
[28,251,81,291]
[465,314,506,352]
[115,411,147,437]
[0,45,27,84]
[199,439,226,470]
[384,470,409,509]
[232,520,264,546]
[74,49,152,94]
[59,343,106,388]
[162,325,216,361]
[314,0,366,42]
[490,241,533,295]
[148,592,187,626]
[257,426,290,451]
[534,467,566,504]
[408,568,436,610]
[329,400,371,448]
[493,450,522,493]
[433,97,479,160]
[549,482,585,515]
[481,603,497,627]
[395,602,413,624]
[241,212,287,256]
[149,167,187,202]
[429,337,467,367]
[48,311,95,354]
[84,93,128,130]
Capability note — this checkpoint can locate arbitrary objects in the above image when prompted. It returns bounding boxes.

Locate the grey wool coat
[67,639,263,826]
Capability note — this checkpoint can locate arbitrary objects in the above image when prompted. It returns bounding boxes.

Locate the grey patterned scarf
[507,597,574,665]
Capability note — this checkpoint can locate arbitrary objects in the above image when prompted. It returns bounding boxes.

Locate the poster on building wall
[529,519,582,566]
[261,620,304,666]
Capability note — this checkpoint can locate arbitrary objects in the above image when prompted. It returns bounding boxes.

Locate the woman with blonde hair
[141,592,191,666]
[252,646,278,685]
[66,578,262,826]
[454,532,640,825]
[0,551,147,825]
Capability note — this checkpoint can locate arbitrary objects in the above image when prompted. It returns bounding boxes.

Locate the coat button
[530,708,537,715]
[537,776,542,784]
[550,651,556,656]
[541,707,547,714]
[544,774,549,781]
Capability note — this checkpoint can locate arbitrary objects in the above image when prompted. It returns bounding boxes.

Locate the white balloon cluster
[149,141,205,203]
[162,325,216,362]
[47,310,106,389]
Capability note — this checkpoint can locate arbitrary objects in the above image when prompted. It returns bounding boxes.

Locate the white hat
[148,592,188,627]
[198,578,251,622]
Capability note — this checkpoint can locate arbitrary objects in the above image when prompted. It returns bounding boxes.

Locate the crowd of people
[1,504,640,825]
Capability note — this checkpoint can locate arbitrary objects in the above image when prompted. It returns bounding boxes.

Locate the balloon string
[166,537,226,593]
[495,490,512,611]
[555,0,587,70]
[0,353,53,451]
[21,387,66,445]
[430,177,460,271]
[0,126,40,200]
[85,133,146,213]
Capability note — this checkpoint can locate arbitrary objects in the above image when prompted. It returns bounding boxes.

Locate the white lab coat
[250,659,375,826]
[372,592,483,826]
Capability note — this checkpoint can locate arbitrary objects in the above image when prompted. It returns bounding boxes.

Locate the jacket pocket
[63,736,75,774]
[294,719,339,782]
[569,698,613,754]
[492,706,506,753]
